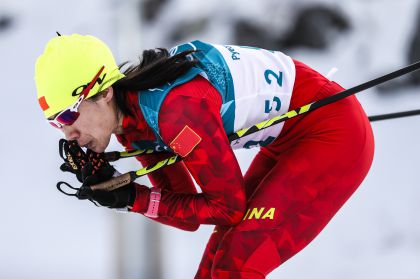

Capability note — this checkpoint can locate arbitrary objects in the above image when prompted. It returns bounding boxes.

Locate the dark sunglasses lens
[56,110,80,125]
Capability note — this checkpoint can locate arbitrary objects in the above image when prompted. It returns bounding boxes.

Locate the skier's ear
[101,87,114,103]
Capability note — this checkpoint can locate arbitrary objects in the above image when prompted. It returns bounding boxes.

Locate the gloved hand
[57,139,136,209]
[59,139,87,182]
[76,151,136,209]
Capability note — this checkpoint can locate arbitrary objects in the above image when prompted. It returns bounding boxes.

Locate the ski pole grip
[90,172,136,191]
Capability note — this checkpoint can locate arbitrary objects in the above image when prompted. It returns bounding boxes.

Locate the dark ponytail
[113,48,197,116]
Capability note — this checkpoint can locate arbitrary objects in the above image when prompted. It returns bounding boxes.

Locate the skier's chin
[89,141,104,153]
[90,135,111,153]
[91,145,105,153]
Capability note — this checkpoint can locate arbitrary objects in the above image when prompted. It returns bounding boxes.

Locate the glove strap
[144,187,161,218]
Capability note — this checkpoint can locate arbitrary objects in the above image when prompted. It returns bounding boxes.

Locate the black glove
[59,139,87,182]
[59,138,115,182]
[57,139,136,209]
[76,152,136,209]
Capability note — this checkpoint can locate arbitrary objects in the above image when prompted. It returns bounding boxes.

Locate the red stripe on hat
[38,96,50,111]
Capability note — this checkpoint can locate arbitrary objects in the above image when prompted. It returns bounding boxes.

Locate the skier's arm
[116,130,200,231]
[131,76,247,225]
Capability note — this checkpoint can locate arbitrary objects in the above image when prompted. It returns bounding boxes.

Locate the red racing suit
[116,60,374,278]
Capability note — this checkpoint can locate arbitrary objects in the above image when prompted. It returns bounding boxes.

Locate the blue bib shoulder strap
[170,40,236,134]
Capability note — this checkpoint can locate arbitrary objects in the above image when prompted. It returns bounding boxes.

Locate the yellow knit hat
[35,34,125,118]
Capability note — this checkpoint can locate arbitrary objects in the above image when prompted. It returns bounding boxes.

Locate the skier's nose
[62,125,80,141]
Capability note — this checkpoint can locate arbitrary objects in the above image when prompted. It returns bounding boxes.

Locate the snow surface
[0,0,419,278]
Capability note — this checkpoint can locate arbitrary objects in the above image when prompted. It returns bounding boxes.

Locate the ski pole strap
[56,181,79,197]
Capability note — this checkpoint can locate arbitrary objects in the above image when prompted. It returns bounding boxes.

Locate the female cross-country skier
[35,34,374,278]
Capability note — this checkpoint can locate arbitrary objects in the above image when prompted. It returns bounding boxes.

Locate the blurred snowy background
[0,0,420,278]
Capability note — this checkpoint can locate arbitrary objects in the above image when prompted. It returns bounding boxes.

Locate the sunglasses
[49,65,105,129]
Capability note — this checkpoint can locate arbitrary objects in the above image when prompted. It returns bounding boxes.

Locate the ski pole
[92,60,420,191]
[368,108,420,122]
[105,63,420,161]
[104,108,420,161]
[104,107,420,162]
[104,149,154,162]
[90,155,181,191]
